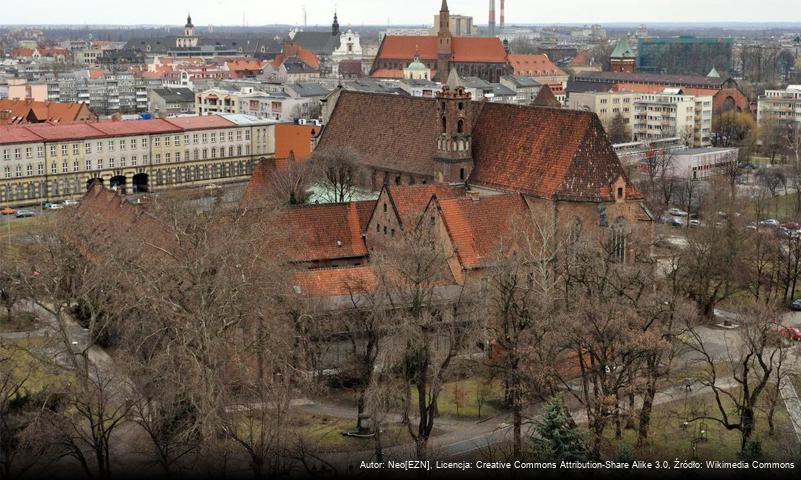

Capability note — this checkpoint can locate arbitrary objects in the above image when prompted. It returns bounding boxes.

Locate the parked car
[62,199,79,206]
[782,222,801,231]
[689,219,702,227]
[15,209,35,218]
[1,207,16,216]
[668,208,688,217]
[759,219,781,227]
[779,326,801,341]
[791,299,801,311]
[44,202,63,210]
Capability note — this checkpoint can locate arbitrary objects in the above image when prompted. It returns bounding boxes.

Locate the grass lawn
[599,390,799,462]
[0,337,73,395]
[410,377,507,420]
[290,413,418,453]
[0,311,39,333]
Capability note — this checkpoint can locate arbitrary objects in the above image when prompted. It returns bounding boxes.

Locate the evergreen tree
[531,396,587,461]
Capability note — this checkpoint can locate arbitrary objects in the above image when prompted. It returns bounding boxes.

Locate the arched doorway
[132,173,149,193]
[109,175,127,194]
[86,177,104,191]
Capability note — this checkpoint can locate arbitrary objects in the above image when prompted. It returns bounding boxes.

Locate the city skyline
[2,0,801,27]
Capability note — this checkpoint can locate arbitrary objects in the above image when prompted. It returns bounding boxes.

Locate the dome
[407,58,427,71]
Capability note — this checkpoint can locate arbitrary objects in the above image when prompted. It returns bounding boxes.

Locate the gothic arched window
[609,218,629,263]
[457,119,464,134]
[441,116,447,134]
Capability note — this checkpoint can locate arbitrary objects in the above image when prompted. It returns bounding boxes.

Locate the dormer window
[617,187,624,199]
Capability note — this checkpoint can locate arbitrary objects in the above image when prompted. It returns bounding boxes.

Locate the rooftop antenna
[303,5,307,28]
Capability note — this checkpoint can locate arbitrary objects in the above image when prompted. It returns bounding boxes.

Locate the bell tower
[434,69,473,184]
[436,0,452,83]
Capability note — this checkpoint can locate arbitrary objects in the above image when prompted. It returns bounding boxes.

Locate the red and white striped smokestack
[500,0,505,31]
[489,0,495,36]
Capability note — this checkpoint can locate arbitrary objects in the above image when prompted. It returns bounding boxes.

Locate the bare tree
[682,301,788,451]
[309,147,366,203]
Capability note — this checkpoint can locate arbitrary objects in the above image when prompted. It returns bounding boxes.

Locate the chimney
[0,110,10,120]
[488,0,496,36]
[500,0,505,31]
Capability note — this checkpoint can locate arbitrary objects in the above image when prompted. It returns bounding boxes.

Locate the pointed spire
[186,12,193,28]
[447,68,463,90]
[441,0,449,12]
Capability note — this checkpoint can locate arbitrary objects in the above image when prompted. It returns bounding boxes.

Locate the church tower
[436,0,452,83]
[332,10,340,36]
[434,69,473,184]
[184,13,194,37]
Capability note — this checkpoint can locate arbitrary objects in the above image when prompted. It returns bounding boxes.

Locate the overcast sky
[4,0,801,26]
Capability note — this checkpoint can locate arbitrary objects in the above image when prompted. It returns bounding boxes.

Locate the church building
[371,1,511,82]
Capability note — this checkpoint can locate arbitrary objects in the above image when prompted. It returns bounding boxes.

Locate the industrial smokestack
[489,0,496,36]
[500,0,505,31]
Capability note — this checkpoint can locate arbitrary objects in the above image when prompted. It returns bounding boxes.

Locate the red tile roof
[435,193,530,269]
[318,91,638,202]
[384,183,466,227]
[23,122,106,142]
[470,103,636,202]
[375,35,507,64]
[277,202,369,263]
[90,118,182,136]
[292,266,378,297]
[507,54,567,77]
[0,126,43,144]
[0,99,96,125]
[316,92,446,178]
[165,116,235,130]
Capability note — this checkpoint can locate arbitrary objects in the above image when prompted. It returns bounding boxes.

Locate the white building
[633,90,713,147]
[331,28,363,76]
[757,85,801,128]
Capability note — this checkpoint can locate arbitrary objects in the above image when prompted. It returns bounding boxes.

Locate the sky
[3,0,801,26]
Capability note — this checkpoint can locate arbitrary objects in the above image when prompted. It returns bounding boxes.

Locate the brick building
[370,1,511,83]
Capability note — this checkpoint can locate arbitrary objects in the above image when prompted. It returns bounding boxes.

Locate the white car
[668,208,688,217]
[48,203,64,210]
[759,219,780,227]
[63,199,79,206]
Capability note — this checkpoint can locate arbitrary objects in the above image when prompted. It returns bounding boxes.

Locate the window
[62,162,68,173]
[72,161,79,172]
[184,134,190,144]
[72,144,79,155]
[4,167,9,178]
[376,223,380,233]
[85,160,92,170]
[13,148,21,160]
[131,156,137,166]
[165,153,171,163]
[192,134,198,144]
[120,157,126,167]
[61,145,68,156]
[237,146,242,156]
[154,137,160,147]
[245,130,250,140]
[50,162,57,174]
[142,138,148,148]
[2,150,7,161]
[609,219,628,263]
[26,164,32,176]
[175,152,181,162]
[108,158,115,168]
[37,146,44,158]
[155,154,161,164]
[97,141,103,153]
[85,143,91,154]
[25,147,32,159]
[165,136,171,146]
[202,149,208,160]
[15,165,21,177]
[119,140,126,150]
[236,131,242,141]
[383,226,387,235]
[50,145,56,157]
[460,167,465,180]
[210,132,216,143]
[108,140,115,152]
[174,135,180,146]
[97,159,103,170]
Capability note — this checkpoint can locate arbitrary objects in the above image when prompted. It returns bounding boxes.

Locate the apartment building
[0,115,276,205]
[44,72,148,115]
[195,87,311,122]
[757,85,801,127]
[568,90,639,133]
[633,90,713,147]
